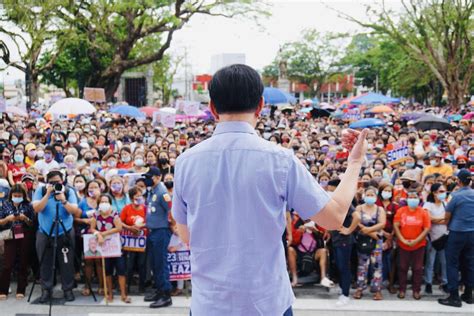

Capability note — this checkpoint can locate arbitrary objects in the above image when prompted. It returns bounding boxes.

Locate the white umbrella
[48,98,96,115]
[159,107,176,114]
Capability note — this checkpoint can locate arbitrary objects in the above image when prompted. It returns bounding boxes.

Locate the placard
[343,109,361,121]
[121,229,146,253]
[183,101,200,116]
[161,112,176,128]
[0,97,5,113]
[84,87,106,103]
[167,250,191,281]
[385,140,409,166]
[83,233,122,259]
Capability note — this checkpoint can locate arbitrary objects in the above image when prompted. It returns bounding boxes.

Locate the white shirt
[34,159,60,176]
[423,202,448,240]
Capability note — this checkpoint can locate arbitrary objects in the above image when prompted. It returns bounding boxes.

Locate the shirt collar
[213,121,256,136]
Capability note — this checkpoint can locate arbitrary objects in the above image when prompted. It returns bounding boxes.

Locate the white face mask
[98,203,111,212]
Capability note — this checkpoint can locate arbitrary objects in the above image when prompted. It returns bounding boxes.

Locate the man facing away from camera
[172,64,368,316]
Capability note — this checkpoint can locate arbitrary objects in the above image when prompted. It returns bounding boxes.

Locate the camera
[50,182,64,195]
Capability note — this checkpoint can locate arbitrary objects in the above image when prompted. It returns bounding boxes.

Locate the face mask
[364,196,377,205]
[402,181,412,189]
[90,163,100,170]
[320,180,328,187]
[394,184,403,190]
[68,137,77,143]
[74,182,85,191]
[122,156,131,163]
[437,193,447,201]
[373,176,382,182]
[12,197,23,204]
[328,140,336,145]
[430,160,439,167]
[374,164,383,170]
[423,140,431,146]
[27,150,36,158]
[134,159,144,167]
[159,158,168,165]
[407,198,420,209]
[405,162,415,169]
[134,197,144,205]
[375,144,384,149]
[470,157,474,162]
[111,183,123,192]
[381,191,392,200]
[88,190,97,198]
[10,139,18,146]
[44,153,53,162]
[14,155,24,163]
[164,181,173,189]
[65,162,75,169]
[458,163,466,169]
[36,151,44,158]
[321,147,329,153]
[424,184,432,192]
[98,203,111,212]
[108,160,117,168]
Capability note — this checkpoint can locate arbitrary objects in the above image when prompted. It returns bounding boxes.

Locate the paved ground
[2,283,473,316]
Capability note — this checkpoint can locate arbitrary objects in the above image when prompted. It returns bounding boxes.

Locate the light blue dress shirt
[173,121,330,316]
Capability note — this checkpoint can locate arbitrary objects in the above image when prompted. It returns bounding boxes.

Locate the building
[210,53,246,74]
[116,65,154,106]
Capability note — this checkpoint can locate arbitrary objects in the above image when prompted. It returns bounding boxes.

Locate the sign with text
[121,229,146,253]
[183,101,200,116]
[386,140,409,166]
[343,109,361,121]
[84,87,106,103]
[167,250,191,281]
[161,111,176,128]
[83,233,122,259]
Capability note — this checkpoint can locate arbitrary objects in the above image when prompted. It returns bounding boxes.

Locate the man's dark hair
[45,145,56,156]
[46,170,63,182]
[209,64,264,114]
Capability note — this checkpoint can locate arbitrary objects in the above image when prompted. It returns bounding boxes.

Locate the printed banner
[121,229,146,253]
[343,109,361,121]
[167,250,191,281]
[386,140,409,166]
[84,87,106,103]
[183,101,200,116]
[83,233,122,259]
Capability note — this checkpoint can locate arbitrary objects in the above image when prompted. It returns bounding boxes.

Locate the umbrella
[159,107,177,114]
[310,108,330,118]
[330,110,344,118]
[349,118,386,129]
[321,103,336,111]
[5,106,28,117]
[48,98,96,115]
[350,92,400,105]
[139,106,160,117]
[462,112,474,120]
[447,114,462,122]
[339,94,361,108]
[299,107,313,113]
[414,115,451,131]
[367,105,394,114]
[110,105,146,119]
[263,87,296,105]
[301,99,313,106]
[401,112,426,121]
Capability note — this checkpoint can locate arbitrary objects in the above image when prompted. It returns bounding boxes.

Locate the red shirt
[393,206,431,251]
[8,163,29,184]
[120,204,147,235]
[376,199,399,233]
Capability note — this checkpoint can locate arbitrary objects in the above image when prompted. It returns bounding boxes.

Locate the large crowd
[0,99,472,309]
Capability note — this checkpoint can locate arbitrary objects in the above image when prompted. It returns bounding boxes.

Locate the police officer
[142,167,172,308]
[439,169,474,307]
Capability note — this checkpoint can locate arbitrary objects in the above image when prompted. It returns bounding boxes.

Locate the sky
[1,0,404,83]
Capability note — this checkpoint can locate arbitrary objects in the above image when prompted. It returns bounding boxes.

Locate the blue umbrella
[263,87,296,105]
[350,92,400,105]
[331,110,344,118]
[349,118,386,129]
[110,105,146,119]
[447,114,462,122]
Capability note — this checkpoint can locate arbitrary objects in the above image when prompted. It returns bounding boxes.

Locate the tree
[264,29,346,96]
[153,54,183,105]
[261,60,279,86]
[0,0,68,105]
[338,0,474,109]
[53,0,265,101]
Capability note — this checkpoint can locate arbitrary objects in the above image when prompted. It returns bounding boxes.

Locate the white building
[210,53,246,74]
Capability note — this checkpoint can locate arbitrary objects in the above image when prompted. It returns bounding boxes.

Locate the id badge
[13,224,24,239]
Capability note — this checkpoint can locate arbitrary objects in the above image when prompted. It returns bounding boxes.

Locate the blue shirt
[111,194,130,215]
[146,183,170,229]
[172,121,330,316]
[33,186,78,236]
[446,186,474,232]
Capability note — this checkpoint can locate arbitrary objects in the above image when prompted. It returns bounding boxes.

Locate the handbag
[356,234,376,255]
[300,244,315,276]
[431,233,448,251]
[0,228,13,241]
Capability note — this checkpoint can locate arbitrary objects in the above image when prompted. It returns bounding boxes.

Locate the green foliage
[152,54,183,105]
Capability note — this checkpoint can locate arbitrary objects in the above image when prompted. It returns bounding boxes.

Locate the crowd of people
[0,97,472,310]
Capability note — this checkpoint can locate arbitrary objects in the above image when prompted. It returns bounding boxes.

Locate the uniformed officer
[142,167,173,308]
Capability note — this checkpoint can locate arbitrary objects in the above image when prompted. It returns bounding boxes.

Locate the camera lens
[54,183,63,192]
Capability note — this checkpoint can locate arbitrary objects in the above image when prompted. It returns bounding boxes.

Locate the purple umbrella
[401,112,426,121]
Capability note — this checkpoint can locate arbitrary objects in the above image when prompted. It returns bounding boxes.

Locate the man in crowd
[439,169,474,307]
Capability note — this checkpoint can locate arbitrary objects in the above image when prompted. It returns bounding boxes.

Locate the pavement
[2,283,473,316]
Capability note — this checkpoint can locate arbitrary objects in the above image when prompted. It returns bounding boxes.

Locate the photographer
[32,170,80,303]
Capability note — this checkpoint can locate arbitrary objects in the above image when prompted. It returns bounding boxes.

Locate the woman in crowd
[7,148,29,186]
[353,186,386,301]
[421,175,436,202]
[90,194,130,303]
[423,183,448,294]
[0,184,35,300]
[120,187,147,294]
[130,152,148,174]
[117,147,133,170]
[77,180,103,295]
[73,175,87,200]
[109,175,130,215]
[393,190,431,300]
[376,183,399,293]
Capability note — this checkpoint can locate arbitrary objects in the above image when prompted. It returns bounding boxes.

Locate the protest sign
[0,98,5,113]
[167,250,191,281]
[385,140,409,166]
[183,101,200,116]
[84,87,106,103]
[121,229,146,253]
[161,111,176,128]
[83,233,122,259]
[343,109,361,121]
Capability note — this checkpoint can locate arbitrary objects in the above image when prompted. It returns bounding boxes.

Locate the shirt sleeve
[285,154,331,220]
[172,162,187,225]
[67,188,78,205]
[32,187,43,202]
[120,206,128,223]
[393,208,402,224]
[423,209,431,229]
[445,195,457,214]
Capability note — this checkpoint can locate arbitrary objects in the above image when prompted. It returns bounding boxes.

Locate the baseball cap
[457,169,472,183]
[400,170,418,182]
[21,173,35,182]
[143,166,161,177]
[25,143,36,152]
[320,140,329,147]
[429,151,443,158]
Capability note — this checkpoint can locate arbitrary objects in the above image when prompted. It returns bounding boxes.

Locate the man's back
[173,121,329,315]
[446,187,474,232]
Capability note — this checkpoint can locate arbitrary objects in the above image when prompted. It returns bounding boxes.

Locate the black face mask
[164,181,173,189]
[458,163,466,169]
[84,157,92,163]
[144,177,154,187]
[409,137,417,145]
[402,180,412,189]
[159,158,169,165]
